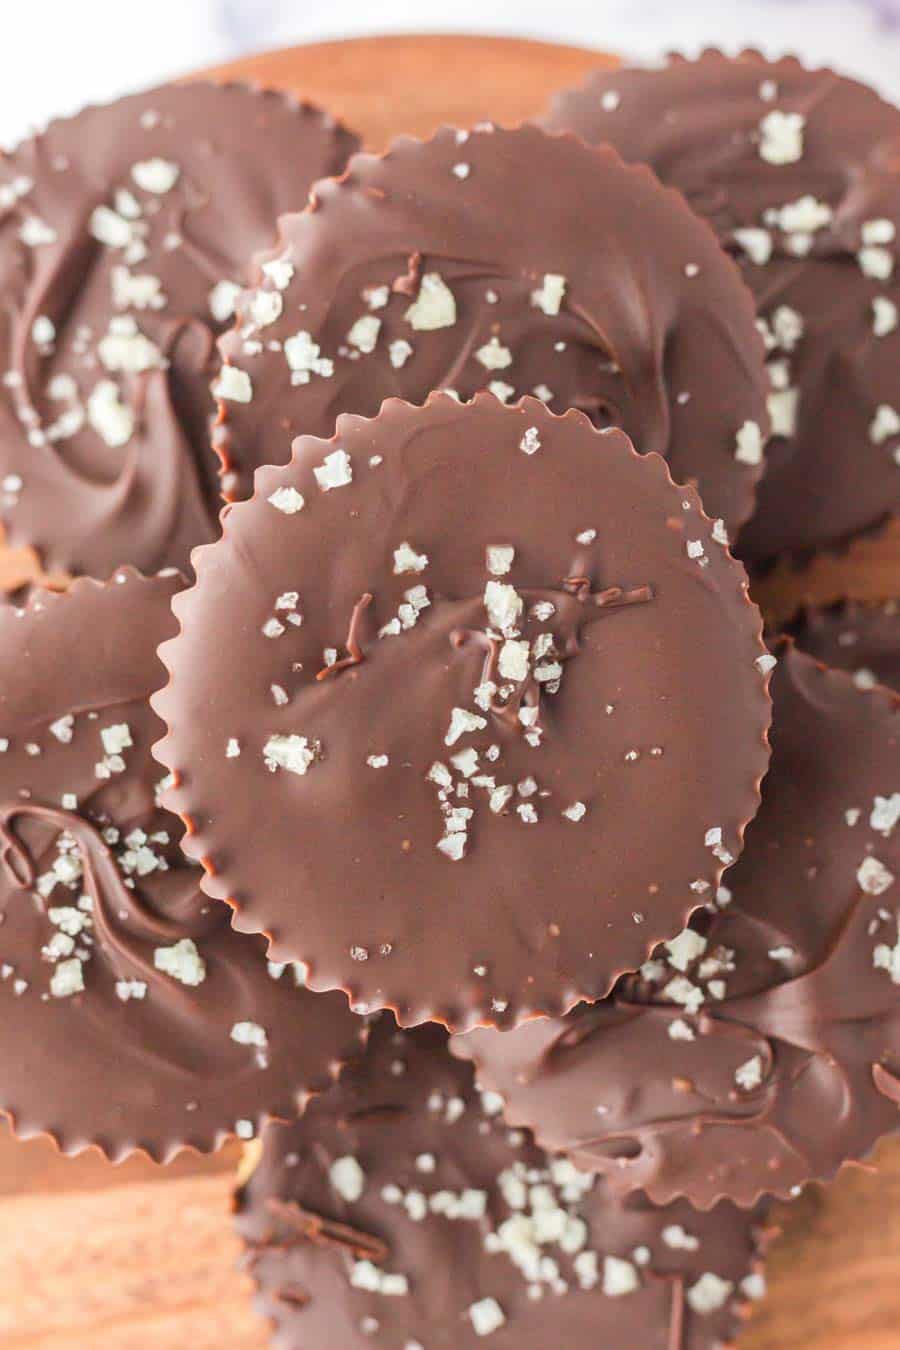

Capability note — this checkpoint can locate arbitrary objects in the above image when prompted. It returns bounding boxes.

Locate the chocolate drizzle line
[0,803,218,997]
[264,1197,390,1265]
[316,593,374,681]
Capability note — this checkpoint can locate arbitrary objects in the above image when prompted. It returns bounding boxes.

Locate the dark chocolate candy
[783,599,899,694]
[0,569,366,1161]
[214,121,770,534]
[542,51,900,566]
[154,394,771,1031]
[452,643,900,1207]
[0,83,358,583]
[235,1017,770,1349]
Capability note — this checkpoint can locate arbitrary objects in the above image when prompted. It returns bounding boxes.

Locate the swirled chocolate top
[213,121,769,534]
[235,1017,770,1349]
[452,643,900,1207]
[542,51,900,565]
[0,570,366,1161]
[0,82,358,585]
[154,395,771,1031]
[783,600,900,694]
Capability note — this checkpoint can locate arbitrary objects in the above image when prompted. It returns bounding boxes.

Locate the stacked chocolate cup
[0,50,897,1349]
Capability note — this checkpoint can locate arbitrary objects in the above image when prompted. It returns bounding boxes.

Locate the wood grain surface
[2,32,899,1350]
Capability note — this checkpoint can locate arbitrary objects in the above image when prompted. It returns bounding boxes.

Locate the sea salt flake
[268,485,305,514]
[100,723,132,756]
[154,938,206,986]
[49,715,74,744]
[389,339,413,369]
[98,316,165,373]
[263,734,317,776]
[871,794,900,836]
[531,273,567,316]
[735,1055,763,1091]
[859,246,894,280]
[89,204,134,249]
[115,979,147,1001]
[858,856,894,895]
[759,110,804,164]
[330,1155,365,1202]
[873,296,899,338]
[520,426,541,454]
[347,314,381,353]
[476,337,513,371]
[262,258,294,290]
[774,195,832,233]
[733,228,772,265]
[870,405,900,445]
[87,380,134,447]
[489,380,515,404]
[209,280,241,323]
[284,330,334,382]
[405,272,457,330]
[873,924,900,984]
[686,1272,734,1314]
[437,833,467,861]
[393,541,428,574]
[498,639,530,682]
[131,158,180,193]
[314,449,353,490]
[484,580,523,635]
[603,1256,639,1297]
[486,545,515,576]
[735,420,764,465]
[445,708,487,747]
[665,929,707,972]
[862,219,896,245]
[231,1021,268,1048]
[50,958,84,999]
[662,1224,700,1251]
[469,1297,506,1335]
[20,216,57,247]
[213,365,253,403]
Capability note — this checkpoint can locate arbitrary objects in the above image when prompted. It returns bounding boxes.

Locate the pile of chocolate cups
[0,51,897,1349]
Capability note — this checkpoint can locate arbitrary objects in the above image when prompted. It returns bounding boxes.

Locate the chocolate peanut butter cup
[235,1017,771,1349]
[0,82,358,586]
[452,643,900,1207]
[155,394,771,1031]
[782,599,899,694]
[0,569,366,1161]
[214,121,770,534]
[542,52,900,566]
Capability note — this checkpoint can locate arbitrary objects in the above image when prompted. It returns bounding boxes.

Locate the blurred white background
[4,0,900,145]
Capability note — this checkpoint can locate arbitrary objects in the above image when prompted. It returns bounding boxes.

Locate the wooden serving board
[2,33,899,1350]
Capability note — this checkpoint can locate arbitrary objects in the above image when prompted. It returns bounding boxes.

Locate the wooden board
[2,32,899,1349]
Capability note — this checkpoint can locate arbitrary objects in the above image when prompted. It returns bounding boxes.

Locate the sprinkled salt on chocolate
[0,83,359,583]
[214,124,769,533]
[452,644,900,1205]
[0,570,366,1161]
[543,52,900,564]
[155,394,770,1032]
[235,1018,769,1348]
